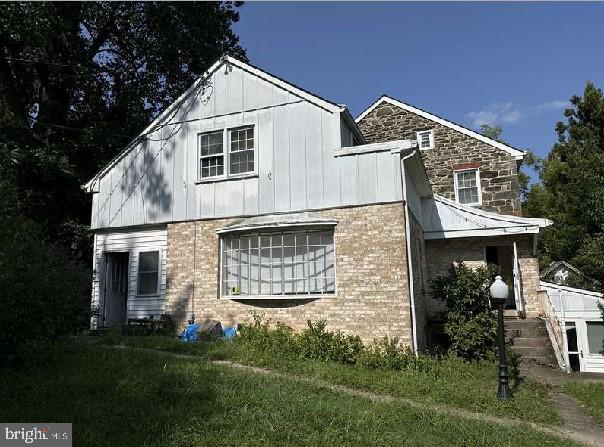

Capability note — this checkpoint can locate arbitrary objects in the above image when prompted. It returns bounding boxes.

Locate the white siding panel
[243,69,259,110]
[92,228,168,323]
[257,107,274,214]
[289,102,307,210]
[243,177,259,215]
[322,110,341,208]
[376,152,397,202]
[358,153,378,204]
[228,67,244,113]
[340,155,358,206]
[305,104,324,209]
[273,105,291,212]
[199,182,215,217]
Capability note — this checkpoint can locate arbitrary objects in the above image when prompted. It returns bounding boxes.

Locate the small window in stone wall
[221,229,335,298]
[454,168,482,206]
[416,130,434,150]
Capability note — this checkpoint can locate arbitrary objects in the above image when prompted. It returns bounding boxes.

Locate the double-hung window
[137,251,159,295]
[454,169,482,206]
[198,125,255,180]
[222,229,335,297]
[416,130,434,150]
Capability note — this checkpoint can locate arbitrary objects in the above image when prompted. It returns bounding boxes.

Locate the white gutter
[398,149,419,355]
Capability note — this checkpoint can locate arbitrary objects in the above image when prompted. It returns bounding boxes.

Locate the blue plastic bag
[222,326,237,340]
[182,323,199,342]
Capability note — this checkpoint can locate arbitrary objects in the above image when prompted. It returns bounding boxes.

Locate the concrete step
[512,337,550,348]
[506,327,549,338]
[511,346,554,358]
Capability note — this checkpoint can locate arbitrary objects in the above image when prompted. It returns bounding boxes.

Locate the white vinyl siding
[221,229,335,298]
[416,130,434,150]
[454,169,482,206]
[91,228,167,320]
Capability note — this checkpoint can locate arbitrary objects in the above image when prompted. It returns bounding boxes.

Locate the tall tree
[524,82,604,286]
[0,2,246,257]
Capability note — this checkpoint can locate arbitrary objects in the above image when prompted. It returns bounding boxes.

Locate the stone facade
[357,102,522,215]
[424,234,541,317]
[165,202,414,345]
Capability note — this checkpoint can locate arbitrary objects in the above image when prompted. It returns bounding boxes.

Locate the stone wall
[165,202,414,345]
[424,234,541,317]
[357,102,522,215]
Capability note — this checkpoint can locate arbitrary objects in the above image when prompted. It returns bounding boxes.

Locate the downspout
[398,149,419,355]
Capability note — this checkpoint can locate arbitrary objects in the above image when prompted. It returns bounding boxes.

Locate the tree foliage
[0,3,246,361]
[0,2,246,256]
[524,82,604,287]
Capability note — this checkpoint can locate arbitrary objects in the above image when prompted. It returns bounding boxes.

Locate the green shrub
[237,312,298,355]
[0,193,90,367]
[296,320,363,365]
[431,262,498,361]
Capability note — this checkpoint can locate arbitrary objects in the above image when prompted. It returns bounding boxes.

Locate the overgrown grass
[564,382,604,426]
[0,342,577,446]
[96,334,560,425]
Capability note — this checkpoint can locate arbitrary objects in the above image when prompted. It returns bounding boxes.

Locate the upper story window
[198,125,255,181]
[416,130,434,150]
[454,169,482,206]
[221,229,335,298]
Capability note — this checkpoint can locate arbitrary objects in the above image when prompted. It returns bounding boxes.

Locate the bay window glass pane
[587,322,604,355]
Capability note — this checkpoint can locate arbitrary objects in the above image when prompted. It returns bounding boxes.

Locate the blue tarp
[182,323,200,342]
[222,326,237,340]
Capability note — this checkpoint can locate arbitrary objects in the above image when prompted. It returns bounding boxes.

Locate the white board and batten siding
[90,59,403,231]
[92,227,168,321]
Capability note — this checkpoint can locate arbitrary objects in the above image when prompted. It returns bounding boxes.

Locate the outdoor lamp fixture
[489,275,512,400]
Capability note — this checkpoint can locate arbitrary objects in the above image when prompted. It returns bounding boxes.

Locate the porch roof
[422,195,552,240]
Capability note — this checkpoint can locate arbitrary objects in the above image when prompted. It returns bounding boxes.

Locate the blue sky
[234,2,604,162]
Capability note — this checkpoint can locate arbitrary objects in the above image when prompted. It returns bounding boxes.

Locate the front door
[102,252,129,327]
[486,244,520,309]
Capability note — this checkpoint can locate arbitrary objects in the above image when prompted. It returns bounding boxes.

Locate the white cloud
[467,102,523,127]
[533,100,570,113]
[467,99,570,128]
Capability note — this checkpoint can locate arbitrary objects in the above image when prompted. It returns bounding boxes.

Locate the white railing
[538,289,567,370]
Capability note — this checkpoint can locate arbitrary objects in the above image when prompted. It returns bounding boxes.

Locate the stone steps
[505,317,557,366]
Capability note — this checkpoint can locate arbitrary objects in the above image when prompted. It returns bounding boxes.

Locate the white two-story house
[84,56,551,352]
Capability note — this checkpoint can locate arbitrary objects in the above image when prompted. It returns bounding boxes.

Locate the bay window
[222,229,335,297]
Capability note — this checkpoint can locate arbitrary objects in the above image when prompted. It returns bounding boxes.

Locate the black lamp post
[489,275,511,400]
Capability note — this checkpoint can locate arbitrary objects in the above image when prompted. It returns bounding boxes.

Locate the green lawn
[97,335,560,425]
[0,342,577,446]
[564,382,604,426]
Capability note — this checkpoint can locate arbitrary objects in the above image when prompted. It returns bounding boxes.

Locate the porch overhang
[422,195,552,240]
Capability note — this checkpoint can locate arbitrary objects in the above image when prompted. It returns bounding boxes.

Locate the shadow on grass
[0,342,218,446]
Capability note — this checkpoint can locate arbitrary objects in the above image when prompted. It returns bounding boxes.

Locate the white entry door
[102,252,129,327]
[576,319,604,373]
[512,242,524,312]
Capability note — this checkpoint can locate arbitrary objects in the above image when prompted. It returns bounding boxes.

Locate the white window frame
[219,228,337,300]
[454,168,482,207]
[197,124,257,182]
[416,130,434,150]
[136,250,161,296]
